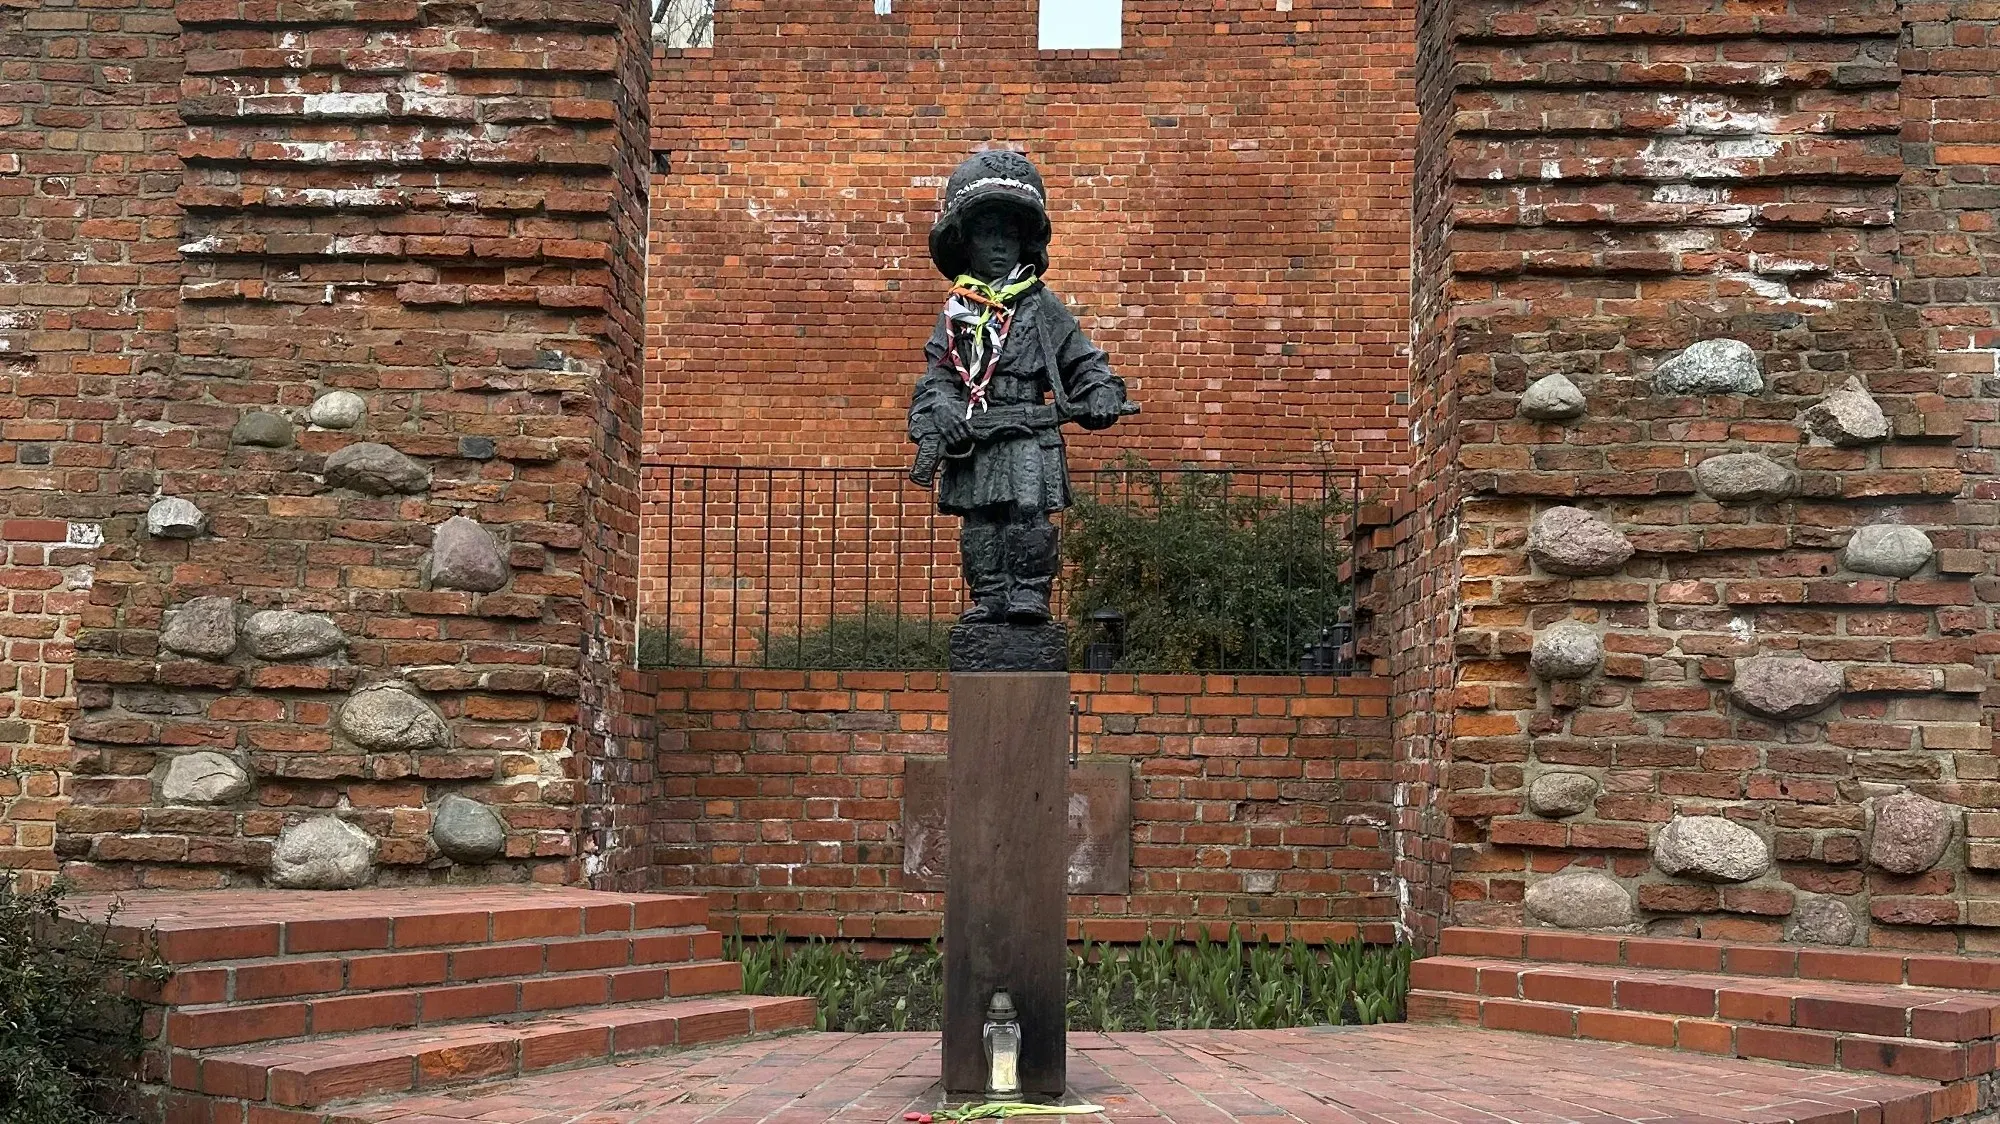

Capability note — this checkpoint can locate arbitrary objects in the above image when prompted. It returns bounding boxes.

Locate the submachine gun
[908,400,1142,487]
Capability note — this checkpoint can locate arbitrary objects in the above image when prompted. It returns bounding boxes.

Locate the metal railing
[644,464,1358,673]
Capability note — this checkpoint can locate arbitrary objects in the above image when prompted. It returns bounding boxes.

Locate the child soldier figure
[909,150,1136,625]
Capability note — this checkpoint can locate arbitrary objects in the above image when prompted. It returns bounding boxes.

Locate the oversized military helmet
[927,149,1053,279]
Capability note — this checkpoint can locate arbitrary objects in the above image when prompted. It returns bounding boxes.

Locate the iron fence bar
[792,464,800,664]
[828,468,839,668]
[729,467,741,667]
[763,466,774,666]
[697,465,709,668]
[654,463,1355,673]
[862,471,873,660]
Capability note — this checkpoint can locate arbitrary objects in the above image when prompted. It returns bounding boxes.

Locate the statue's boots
[958,519,1007,623]
[1004,519,1059,624]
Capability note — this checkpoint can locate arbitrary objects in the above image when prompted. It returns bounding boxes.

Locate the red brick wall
[0,0,663,890]
[577,0,661,890]
[1380,0,1461,953]
[640,0,1416,619]
[1428,0,2000,950]
[648,668,1396,941]
[0,0,183,885]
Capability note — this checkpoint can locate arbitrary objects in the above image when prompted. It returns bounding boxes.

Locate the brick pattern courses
[1424,0,2000,947]
[58,887,812,1122]
[647,669,1396,941]
[1412,928,2000,1087]
[1,0,655,887]
[0,0,184,885]
[1380,0,1464,949]
[271,1022,1962,1124]
[640,0,1418,618]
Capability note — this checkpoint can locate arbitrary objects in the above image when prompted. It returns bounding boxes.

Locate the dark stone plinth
[943,671,1067,1096]
[949,622,1067,672]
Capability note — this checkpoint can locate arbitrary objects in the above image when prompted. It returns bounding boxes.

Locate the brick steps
[159,927,725,1006]
[179,993,816,1110]
[164,958,745,1049]
[1413,928,2000,1083]
[1441,926,2000,989]
[66,888,812,1124]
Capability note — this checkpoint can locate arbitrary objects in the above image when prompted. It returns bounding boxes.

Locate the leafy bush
[733,934,943,1032]
[1067,930,1411,1031]
[635,625,687,669]
[0,879,166,1124]
[1063,467,1349,672]
[757,606,951,670]
[731,929,1410,1033]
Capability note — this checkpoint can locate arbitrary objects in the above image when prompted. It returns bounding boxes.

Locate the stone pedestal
[941,662,1068,1096]
[949,622,1068,672]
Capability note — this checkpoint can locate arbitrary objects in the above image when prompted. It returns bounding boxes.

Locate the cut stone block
[309,390,366,429]
[1519,375,1586,421]
[432,794,506,862]
[1802,376,1889,446]
[1527,507,1633,577]
[1654,338,1762,395]
[147,497,206,539]
[425,516,509,593]
[1529,621,1602,680]
[1868,791,1954,875]
[1842,524,1933,579]
[324,442,430,495]
[1652,815,1771,883]
[160,596,237,660]
[268,817,377,889]
[1694,453,1796,504]
[1730,655,1842,721]
[1527,772,1598,818]
[338,684,450,751]
[231,410,295,448]
[1524,871,1633,929]
[241,610,346,661]
[161,751,252,805]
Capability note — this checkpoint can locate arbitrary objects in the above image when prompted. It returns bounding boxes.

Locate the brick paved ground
[346,1025,1943,1124]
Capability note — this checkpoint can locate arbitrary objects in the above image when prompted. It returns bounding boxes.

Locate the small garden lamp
[1083,607,1125,671]
[1300,626,1338,673]
[983,989,1022,1097]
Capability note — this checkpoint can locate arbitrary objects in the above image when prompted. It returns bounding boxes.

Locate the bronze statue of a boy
[908,150,1136,625]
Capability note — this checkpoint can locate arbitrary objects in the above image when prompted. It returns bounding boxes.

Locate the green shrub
[1063,467,1349,672]
[0,879,166,1124]
[636,625,693,669]
[730,929,1409,1033]
[758,606,952,670]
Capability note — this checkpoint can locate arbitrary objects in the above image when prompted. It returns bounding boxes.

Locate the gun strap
[1034,290,1070,414]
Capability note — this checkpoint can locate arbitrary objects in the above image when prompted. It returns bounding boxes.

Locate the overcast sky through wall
[1038,0,1122,49]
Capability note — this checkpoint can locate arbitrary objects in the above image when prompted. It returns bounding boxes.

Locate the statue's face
[965,209,1023,283]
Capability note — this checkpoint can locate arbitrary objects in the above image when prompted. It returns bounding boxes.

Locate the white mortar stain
[297,93,391,117]
[1639,135,1785,180]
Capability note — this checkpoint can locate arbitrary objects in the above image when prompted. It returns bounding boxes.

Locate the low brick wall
[645,670,1396,943]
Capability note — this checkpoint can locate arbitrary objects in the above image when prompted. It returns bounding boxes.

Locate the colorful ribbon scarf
[944,265,1038,419]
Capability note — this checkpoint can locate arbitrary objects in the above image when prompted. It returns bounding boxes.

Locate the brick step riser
[115,899,714,968]
[1441,928,2000,991]
[1410,991,1999,1082]
[156,928,726,1007]
[157,996,818,1113]
[1412,960,2000,1043]
[159,960,746,1053]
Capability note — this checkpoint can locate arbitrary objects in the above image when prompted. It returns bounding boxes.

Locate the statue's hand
[933,410,973,451]
[1076,389,1123,431]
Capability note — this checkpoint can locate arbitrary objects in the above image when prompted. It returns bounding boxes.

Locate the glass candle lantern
[982,989,1021,1098]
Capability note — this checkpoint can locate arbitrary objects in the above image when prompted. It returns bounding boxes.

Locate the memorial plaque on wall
[902,756,1131,894]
